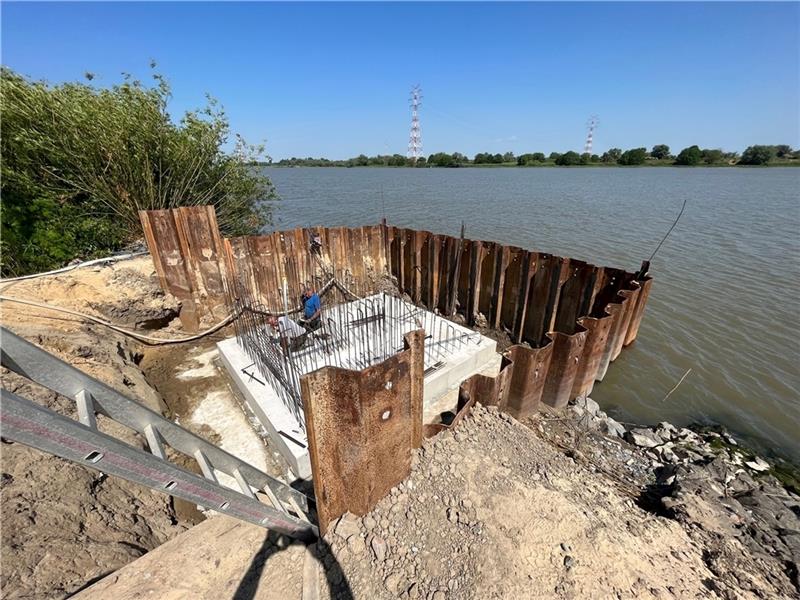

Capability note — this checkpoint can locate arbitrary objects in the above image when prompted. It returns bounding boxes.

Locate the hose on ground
[0,275,355,346]
[0,295,238,345]
[0,252,149,286]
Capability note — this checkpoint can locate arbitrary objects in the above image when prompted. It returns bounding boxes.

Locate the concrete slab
[218,337,311,479]
[218,294,498,480]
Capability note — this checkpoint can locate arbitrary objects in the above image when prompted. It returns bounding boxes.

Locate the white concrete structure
[218,294,498,479]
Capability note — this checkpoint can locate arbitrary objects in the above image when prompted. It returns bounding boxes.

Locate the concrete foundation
[218,295,497,479]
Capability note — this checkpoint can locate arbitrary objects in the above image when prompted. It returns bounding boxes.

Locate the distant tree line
[274,144,798,168]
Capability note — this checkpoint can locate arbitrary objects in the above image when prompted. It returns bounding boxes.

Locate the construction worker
[267,314,307,352]
[299,284,322,332]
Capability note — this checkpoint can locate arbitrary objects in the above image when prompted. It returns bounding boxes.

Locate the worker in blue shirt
[299,284,322,332]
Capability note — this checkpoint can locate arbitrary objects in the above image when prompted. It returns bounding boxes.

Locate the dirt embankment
[0,258,200,598]
[318,404,799,599]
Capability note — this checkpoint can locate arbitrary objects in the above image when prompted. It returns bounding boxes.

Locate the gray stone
[625,428,663,448]
[334,512,361,539]
[745,457,770,472]
[573,396,600,415]
[371,535,388,561]
[600,417,626,438]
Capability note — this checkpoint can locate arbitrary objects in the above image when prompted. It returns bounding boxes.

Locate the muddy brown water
[263,166,800,461]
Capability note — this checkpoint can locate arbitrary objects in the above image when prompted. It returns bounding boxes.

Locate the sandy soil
[321,405,715,600]
[1,257,215,598]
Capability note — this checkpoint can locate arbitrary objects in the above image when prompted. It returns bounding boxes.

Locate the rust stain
[301,330,424,535]
[139,207,652,418]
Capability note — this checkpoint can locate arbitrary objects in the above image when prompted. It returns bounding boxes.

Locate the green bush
[0,66,276,276]
[618,148,648,166]
[739,145,776,165]
[675,145,702,166]
[555,151,581,166]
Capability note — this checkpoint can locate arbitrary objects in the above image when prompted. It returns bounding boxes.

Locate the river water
[263,167,800,461]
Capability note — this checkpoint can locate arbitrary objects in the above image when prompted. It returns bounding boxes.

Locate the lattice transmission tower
[408,85,423,162]
[584,115,599,155]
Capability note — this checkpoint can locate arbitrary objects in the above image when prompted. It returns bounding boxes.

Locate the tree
[675,145,702,166]
[701,148,724,164]
[651,144,671,160]
[427,152,462,167]
[775,145,793,158]
[555,151,581,166]
[618,148,648,165]
[549,152,562,161]
[739,145,775,165]
[1,66,275,276]
[517,152,546,166]
[601,148,622,163]
[502,151,515,163]
[579,152,591,165]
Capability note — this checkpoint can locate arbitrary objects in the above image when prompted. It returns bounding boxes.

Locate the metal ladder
[0,327,318,541]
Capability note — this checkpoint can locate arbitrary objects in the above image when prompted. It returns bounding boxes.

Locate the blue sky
[2,2,798,159]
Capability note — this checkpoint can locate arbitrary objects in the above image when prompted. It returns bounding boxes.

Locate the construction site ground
[1,256,798,599]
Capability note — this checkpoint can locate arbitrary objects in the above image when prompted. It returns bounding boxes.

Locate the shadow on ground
[233,531,352,600]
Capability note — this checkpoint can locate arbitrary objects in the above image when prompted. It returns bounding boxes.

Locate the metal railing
[0,327,318,541]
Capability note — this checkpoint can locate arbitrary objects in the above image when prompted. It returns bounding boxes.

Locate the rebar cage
[230,286,483,431]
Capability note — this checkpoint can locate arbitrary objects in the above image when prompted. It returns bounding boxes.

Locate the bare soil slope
[1,258,192,598]
[322,405,715,599]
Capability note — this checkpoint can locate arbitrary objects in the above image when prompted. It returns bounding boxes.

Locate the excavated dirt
[0,258,211,598]
[317,405,799,600]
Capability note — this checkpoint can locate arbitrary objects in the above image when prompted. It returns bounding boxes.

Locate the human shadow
[232,531,353,600]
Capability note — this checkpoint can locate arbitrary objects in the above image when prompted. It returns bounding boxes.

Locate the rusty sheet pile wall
[301,330,425,534]
[140,208,387,331]
[140,206,652,532]
[140,206,651,412]
[385,226,652,406]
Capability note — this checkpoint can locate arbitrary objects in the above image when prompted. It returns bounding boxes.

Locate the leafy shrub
[618,148,647,165]
[739,145,776,165]
[1,66,276,276]
[675,145,703,166]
